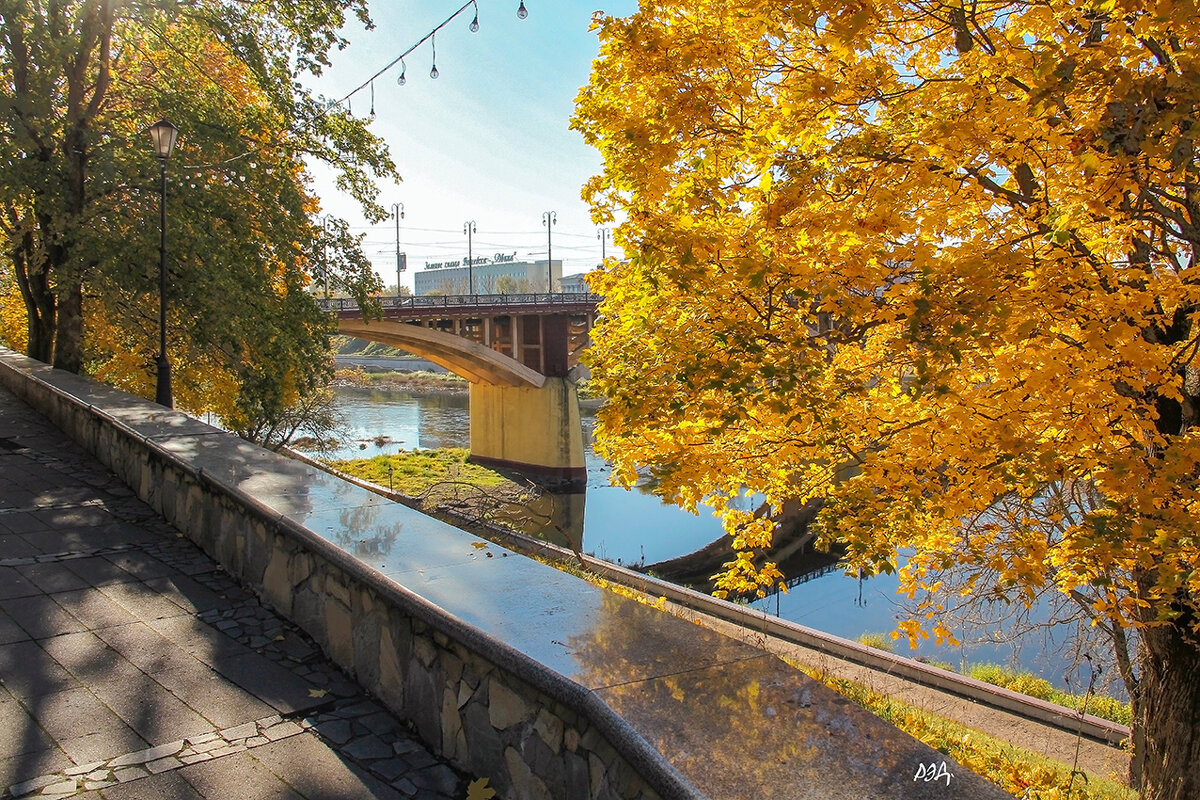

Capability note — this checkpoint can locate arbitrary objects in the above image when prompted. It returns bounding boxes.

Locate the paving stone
[63,762,104,777]
[7,773,60,797]
[261,721,302,742]
[107,740,186,768]
[113,766,149,783]
[39,778,77,795]
[313,718,354,745]
[217,722,257,741]
[145,756,183,773]
[344,735,393,761]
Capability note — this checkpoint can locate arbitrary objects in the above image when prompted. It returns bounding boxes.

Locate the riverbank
[333,366,468,395]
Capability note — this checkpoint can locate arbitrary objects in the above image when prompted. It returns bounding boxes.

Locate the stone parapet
[0,348,1011,800]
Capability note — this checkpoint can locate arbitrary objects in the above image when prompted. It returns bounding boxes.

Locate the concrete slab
[177,749,307,800]
[89,674,214,745]
[0,606,30,644]
[94,769,205,800]
[0,567,40,600]
[39,630,139,684]
[0,640,82,701]
[12,561,91,594]
[27,687,148,763]
[247,734,406,800]
[149,663,277,729]
[206,651,330,718]
[0,594,88,640]
[52,588,140,632]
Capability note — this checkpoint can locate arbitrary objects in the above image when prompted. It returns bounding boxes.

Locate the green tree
[574,2,1200,797]
[0,0,393,423]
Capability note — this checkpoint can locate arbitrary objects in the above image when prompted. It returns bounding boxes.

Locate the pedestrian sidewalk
[0,385,467,800]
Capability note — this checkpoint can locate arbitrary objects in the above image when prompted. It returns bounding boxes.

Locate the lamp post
[392,203,405,297]
[322,215,334,302]
[463,221,476,295]
[597,227,610,264]
[148,119,178,408]
[542,211,556,292]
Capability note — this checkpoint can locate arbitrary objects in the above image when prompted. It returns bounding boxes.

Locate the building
[413,253,563,296]
[559,272,591,293]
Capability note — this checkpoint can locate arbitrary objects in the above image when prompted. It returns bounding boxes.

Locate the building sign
[424,252,517,270]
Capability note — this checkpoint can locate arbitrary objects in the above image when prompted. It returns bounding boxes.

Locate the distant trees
[574,2,1200,797]
[0,0,393,428]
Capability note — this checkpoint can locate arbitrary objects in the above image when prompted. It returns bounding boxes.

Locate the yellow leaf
[466,777,497,800]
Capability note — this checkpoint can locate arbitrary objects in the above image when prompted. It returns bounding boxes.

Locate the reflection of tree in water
[417,479,585,555]
[565,591,823,794]
[329,503,403,559]
[564,591,997,799]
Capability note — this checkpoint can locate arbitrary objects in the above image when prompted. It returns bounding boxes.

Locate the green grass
[853,636,1133,727]
[966,664,1132,727]
[326,448,510,496]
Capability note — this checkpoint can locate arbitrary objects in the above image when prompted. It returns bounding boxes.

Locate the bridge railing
[320,293,601,314]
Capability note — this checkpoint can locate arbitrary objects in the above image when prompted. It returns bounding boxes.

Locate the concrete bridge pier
[467,376,586,490]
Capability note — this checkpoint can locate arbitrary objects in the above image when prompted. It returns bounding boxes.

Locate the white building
[413,253,563,296]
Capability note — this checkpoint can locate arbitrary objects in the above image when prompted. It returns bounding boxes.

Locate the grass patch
[966,664,1132,728]
[856,632,896,652]
[326,448,509,496]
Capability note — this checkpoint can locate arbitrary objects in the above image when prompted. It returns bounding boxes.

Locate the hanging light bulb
[517,1,528,20]
[430,33,439,79]
[469,1,480,32]
[397,59,407,85]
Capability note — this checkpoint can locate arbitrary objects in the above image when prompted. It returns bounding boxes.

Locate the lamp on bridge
[463,220,476,295]
[393,203,405,298]
[148,118,179,408]
[542,211,556,292]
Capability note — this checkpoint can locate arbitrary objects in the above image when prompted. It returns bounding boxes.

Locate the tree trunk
[1135,620,1200,800]
[10,229,55,363]
[52,282,84,373]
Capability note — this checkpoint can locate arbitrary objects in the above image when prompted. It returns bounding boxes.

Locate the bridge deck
[324,293,600,321]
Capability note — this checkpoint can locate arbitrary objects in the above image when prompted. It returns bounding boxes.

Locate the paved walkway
[0,387,468,800]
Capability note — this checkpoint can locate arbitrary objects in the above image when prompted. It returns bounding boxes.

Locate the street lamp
[322,215,334,302]
[542,211,556,292]
[597,227,610,264]
[463,221,476,295]
[392,203,405,297]
[148,119,178,408]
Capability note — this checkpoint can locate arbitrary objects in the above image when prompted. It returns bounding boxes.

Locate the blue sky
[306,0,638,290]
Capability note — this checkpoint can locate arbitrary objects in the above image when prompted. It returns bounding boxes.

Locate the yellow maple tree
[573,2,1199,797]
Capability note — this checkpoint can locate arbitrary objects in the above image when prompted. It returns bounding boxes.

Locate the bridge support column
[468,377,586,490]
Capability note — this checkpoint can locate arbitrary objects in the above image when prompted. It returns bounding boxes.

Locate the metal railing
[320,293,601,315]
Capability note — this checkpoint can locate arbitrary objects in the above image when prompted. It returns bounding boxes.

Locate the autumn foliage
[573,1,1200,797]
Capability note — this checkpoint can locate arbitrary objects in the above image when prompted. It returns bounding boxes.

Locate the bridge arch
[336,319,545,387]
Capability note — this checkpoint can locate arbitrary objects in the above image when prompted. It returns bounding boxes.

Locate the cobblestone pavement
[0,386,469,799]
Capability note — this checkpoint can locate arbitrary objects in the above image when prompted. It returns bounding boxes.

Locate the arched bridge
[321,293,601,489]
[323,293,599,386]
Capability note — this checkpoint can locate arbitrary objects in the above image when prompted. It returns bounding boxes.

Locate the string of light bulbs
[331,0,531,113]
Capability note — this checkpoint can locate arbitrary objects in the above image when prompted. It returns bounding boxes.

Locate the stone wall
[0,350,699,800]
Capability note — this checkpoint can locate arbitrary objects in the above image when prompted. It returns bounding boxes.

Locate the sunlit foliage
[0,1,392,429]
[573,2,1199,796]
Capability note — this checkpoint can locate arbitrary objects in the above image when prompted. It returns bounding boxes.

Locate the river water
[311,385,1096,687]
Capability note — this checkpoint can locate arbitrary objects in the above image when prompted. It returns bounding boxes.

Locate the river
[309,384,1099,689]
